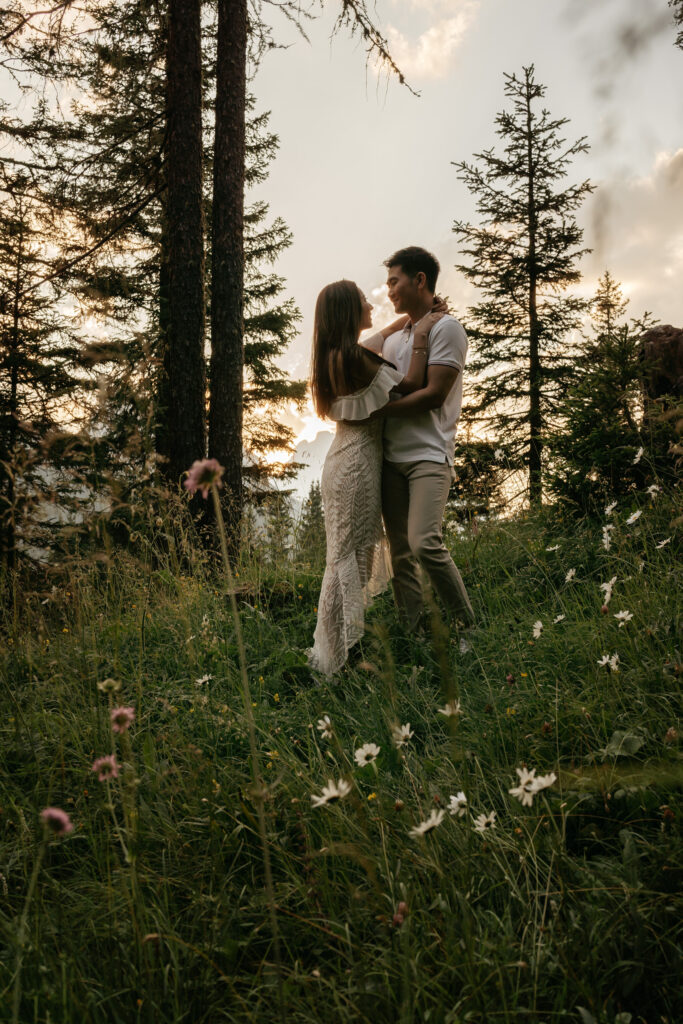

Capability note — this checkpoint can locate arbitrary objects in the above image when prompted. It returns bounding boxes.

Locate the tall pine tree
[242,109,306,497]
[0,166,86,567]
[295,480,325,567]
[453,66,593,507]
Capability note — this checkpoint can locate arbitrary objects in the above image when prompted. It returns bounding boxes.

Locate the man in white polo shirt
[362,246,475,632]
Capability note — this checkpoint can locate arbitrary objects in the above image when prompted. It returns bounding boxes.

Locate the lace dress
[308,359,404,676]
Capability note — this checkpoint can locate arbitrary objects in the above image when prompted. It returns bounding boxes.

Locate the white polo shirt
[376,315,467,465]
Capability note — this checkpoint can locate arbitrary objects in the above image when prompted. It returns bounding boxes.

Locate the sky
[251,0,683,468]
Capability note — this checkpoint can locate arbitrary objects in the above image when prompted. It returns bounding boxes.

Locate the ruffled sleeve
[329,363,404,422]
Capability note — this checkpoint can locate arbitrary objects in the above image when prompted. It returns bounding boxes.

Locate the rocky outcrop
[640,325,683,400]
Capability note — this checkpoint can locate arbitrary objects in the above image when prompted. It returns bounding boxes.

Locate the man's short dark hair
[384,246,440,293]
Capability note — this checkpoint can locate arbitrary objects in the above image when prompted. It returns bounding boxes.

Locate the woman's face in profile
[358,290,373,331]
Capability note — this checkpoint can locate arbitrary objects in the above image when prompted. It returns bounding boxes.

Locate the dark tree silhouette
[209,0,248,556]
[164,0,206,492]
[453,66,593,507]
[544,272,672,511]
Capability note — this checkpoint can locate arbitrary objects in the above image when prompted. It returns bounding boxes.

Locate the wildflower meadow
[1,478,681,1023]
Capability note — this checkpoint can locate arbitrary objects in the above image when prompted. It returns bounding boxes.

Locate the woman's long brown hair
[310,280,364,418]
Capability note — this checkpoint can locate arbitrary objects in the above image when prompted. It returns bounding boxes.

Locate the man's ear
[415,271,426,290]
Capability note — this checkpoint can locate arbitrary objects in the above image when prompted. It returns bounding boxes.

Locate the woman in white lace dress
[307,279,443,675]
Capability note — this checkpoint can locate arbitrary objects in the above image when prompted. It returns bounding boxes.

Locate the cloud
[383,0,479,81]
[585,149,683,323]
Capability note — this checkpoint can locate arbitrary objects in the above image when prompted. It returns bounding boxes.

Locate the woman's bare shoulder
[330,347,398,397]
[351,348,399,389]
[360,348,397,373]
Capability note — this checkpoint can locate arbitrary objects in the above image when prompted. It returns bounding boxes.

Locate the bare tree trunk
[209,0,247,560]
[163,0,206,490]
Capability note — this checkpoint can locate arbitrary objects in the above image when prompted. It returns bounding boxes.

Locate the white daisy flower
[409,808,445,837]
[354,742,380,767]
[311,778,352,808]
[656,537,671,549]
[509,766,538,807]
[553,614,565,624]
[494,448,504,460]
[448,792,468,817]
[609,653,620,672]
[532,620,543,639]
[565,568,576,583]
[597,654,611,667]
[545,544,560,552]
[614,610,633,627]
[473,811,496,834]
[316,715,333,740]
[438,699,463,718]
[632,447,643,464]
[625,510,642,525]
[602,526,614,551]
[391,723,414,749]
[195,674,213,687]
[647,484,660,497]
[604,501,617,516]
[532,772,557,794]
[599,576,617,605]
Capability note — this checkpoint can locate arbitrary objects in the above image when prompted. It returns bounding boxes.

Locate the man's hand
[382,364,460,418]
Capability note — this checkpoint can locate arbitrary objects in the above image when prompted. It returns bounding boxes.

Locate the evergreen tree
[1,0,404,562]
[0,167,86,566]
[592,269,628,339]
[448,438,508,520]
[260,489,294,567]
[295,480,325,567]
[453,65,593,507]
[672,0,683,49]
[0,3,304,521]
[242,108,306,497]
[545,272,672,511]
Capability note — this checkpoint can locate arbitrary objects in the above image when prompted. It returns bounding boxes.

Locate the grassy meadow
[1,487,681,1024]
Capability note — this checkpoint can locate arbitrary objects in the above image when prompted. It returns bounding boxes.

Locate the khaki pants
[382,458,475,631]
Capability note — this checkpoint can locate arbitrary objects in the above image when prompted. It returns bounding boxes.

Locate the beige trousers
[381,458,475,631]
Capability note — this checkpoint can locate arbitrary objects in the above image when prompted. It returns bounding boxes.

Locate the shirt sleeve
[427,318,468,371]
[358,330,384,356]
[328,363,404,421]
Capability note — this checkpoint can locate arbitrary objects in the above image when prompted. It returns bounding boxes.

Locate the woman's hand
[381,313,410,340]
[414,310,445,342]
[432,295,449,314]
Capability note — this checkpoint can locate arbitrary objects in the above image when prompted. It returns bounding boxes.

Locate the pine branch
[14,184,164,301]
[0,0,77,44]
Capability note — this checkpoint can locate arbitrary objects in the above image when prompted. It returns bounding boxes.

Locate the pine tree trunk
[1,214,23,569]
[163,0,206,489]
[155,217,172,470]
[528,288,542,508]
[209,0,247,559]
[525,75,542,509]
